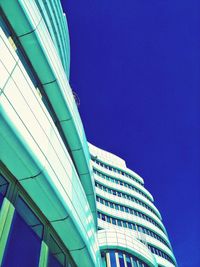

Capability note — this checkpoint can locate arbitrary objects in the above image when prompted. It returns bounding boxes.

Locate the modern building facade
[0,1,100,266]
[0,1,176,267]
[89,144,177,267]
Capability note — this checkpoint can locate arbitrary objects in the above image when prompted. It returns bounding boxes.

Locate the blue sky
[62,1,200,266]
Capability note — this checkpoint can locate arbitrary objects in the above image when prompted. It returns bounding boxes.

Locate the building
[89,144,177,267]
[0,1,100,266]
[0,1,176,267]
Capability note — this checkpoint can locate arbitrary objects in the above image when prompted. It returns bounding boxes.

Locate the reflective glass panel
[2,210,41,267]
[109,251,117,267]
[118,252,125,267]
[0,174,8,207]
[48,235,65,266]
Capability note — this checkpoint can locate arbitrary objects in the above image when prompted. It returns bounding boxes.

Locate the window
[112,218,117,225]
[117,220,122,227]
[126,255,132,267]
[109,251,117,267]
[48,235,65,267]
[2,197,43,267]
[0,174,9,207]
[118,252,125,267]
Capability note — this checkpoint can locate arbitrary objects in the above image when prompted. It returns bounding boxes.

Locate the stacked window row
[96,196,165,234]
[0,172,74,267]
[94,169,151,202]
[91,157,143,186]
[95,182,159,219]
[101,250,150,267]
[148,245,176,265]
[97,212,171,250]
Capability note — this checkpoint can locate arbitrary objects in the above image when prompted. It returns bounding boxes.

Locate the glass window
[132,257,138,267]
[118,252,125,267]
[0,17,11,37]
[128,222,132,229]
[118,192,122,197]
[109,251,117,267]
[48,235,66,267]
[112,218,116,225]
[126,255,132,267]
[123,221,127,228]
[0,174,8,207]
[15,197,43,238]
[110,203,114,208]
[117,220,122,227]
[2,198,43,267]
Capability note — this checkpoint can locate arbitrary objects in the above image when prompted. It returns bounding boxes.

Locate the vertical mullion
[39,241,49,267]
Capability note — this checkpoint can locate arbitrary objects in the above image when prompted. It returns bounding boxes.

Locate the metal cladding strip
[95,188,166,232]
[98,215,176,261]
[35,0,67,75]
[97,211,174,261]
[91,157,145,188]
[93,164,153,202]
[96,180,160,224]
[97,216,171,255]
[97,220,176,266]
[98,229,158,267]
[96,203,171,247]
[0,33,100,266]
[95,174,160,217]
[155,256,176,267]
[33,0,62,66]
[91,156,154,206]
[1,0,97,222]
[96,197,166,235]
[62,13,71,78]
[52,0,69,74]
[0,107,99,267]
[48,0,67,72]
[89,143,145,185]
[89,143,162,220]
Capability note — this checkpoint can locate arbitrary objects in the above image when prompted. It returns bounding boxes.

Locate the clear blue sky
[62,1,200,266]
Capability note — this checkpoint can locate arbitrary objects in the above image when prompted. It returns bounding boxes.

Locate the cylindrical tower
[89,143,177,267]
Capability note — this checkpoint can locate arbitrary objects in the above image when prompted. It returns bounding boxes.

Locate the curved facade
[89,143,177,267]
[0,1,177,267]
[0,1,99,267]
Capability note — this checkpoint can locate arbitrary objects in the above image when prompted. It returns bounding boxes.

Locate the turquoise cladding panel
[34,0,70,78]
